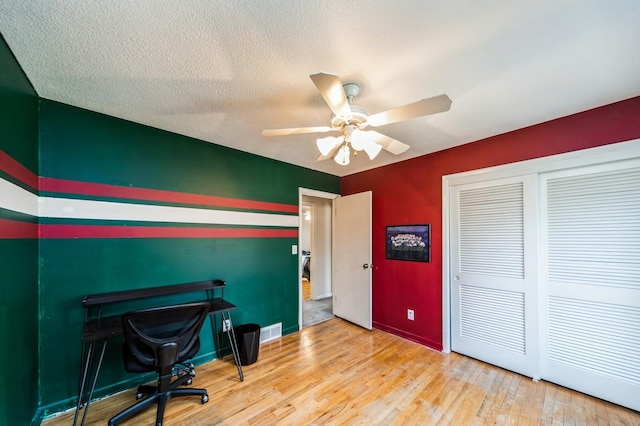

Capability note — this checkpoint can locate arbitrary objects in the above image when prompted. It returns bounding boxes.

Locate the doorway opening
[299,189,338,328]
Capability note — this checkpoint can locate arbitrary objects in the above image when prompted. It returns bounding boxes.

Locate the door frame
[298,188,339,330]
[442,138,640,353]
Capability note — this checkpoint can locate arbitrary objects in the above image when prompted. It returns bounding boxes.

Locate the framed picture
[386,224,430,262]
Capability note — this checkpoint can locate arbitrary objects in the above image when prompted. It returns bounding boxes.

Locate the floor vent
[260,322,282,344]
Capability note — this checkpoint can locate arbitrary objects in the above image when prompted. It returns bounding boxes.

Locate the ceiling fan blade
[368,94,452,127]
[366,130,410,155]
[310,72,352,119]
[261,126,335,137]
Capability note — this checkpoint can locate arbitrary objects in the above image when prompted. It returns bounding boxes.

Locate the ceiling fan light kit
[316,135,341,156]
[349,126,369,151]
[334,144,351,165]
[363,139,383,160]
[262,72,451,166]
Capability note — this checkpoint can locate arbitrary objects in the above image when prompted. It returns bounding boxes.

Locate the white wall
[301,196,332,299]
[312,198,332,299]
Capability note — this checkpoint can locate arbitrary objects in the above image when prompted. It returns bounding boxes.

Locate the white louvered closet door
[450,175,539,378]
[540,159,640,412]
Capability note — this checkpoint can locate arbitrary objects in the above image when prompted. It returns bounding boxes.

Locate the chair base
[108,384,208,426]
[136,369,194,399]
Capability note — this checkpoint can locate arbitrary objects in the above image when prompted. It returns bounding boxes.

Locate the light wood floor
[45,318,640,425]
[302,278,311,300]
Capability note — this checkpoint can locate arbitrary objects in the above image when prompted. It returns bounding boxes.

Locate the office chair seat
[108,302,211,426]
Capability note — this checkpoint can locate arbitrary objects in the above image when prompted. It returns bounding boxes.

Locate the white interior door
[445,140,640,411]
[540,160,640,412]
[450,176,539,378]
[333,191,372,330]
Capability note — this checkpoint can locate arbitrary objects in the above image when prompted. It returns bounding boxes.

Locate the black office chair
[108,302,211,426]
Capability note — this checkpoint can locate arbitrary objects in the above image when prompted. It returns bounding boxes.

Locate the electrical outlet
[222,319,231,332]
[407,309,415,321]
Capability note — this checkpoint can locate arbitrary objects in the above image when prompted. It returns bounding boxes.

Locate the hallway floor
[302,297,333,327]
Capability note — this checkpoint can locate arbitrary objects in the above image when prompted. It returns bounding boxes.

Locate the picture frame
[385,224,430,262]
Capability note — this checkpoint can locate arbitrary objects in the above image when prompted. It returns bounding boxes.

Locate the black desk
[73,280,243,426]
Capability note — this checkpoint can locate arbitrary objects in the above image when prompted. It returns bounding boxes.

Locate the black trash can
[234,323,260,365]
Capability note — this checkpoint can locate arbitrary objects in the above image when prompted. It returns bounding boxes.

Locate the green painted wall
[37,100,339,415]
[0,36,40,425]
[39,100,334,203]
[0,36,39,173]
[1,31,338,420]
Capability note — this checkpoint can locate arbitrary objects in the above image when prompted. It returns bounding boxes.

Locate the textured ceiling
[1,1,639,177]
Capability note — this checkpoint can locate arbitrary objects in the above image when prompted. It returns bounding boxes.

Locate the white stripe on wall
[0,177,39,216]
[39,197,298,227]
[1,177,298,227]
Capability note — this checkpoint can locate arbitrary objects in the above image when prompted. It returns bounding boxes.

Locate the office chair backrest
[121,302,211,369]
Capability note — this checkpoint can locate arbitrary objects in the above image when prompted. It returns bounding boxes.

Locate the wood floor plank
[43,318,640,426]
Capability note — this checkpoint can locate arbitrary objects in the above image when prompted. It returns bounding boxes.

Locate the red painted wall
[341,96,640,351]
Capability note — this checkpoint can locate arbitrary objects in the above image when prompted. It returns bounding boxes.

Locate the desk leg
[210,314,223,360]
[82,340,107,425]
[73,340,107,426]
[221,311,244,382]
[73,341,93,426]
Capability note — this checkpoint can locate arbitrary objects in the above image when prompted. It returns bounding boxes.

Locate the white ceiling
[1,1,639,177]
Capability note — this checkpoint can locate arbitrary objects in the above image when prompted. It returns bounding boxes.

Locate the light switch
[292,245,298,255]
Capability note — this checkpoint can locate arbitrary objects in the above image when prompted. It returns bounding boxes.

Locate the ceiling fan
[262,72,452,165]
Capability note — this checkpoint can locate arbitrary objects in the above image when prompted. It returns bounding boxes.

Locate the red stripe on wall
[0,150,38,189]
[39,177,298,214]
[0,218,38,239]
[39,224,298,239]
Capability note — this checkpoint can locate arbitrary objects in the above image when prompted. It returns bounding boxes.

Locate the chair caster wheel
[186,378,193,385]
[201,394,209,404]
